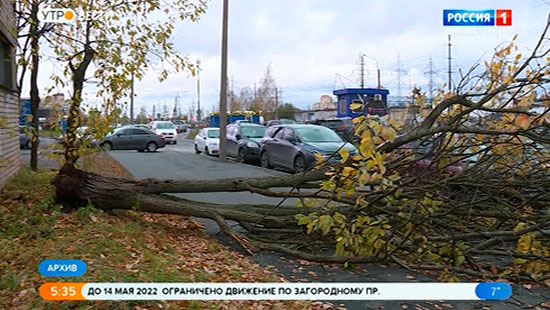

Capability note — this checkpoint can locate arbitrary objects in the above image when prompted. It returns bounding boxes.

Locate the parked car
[266,119,296,127]
[101,127,166,152]
[194,127,220,156]
[311,117,355,141]
[260,124,358,173]
[19,128,31,149]
[149,121,178,144]
[133,124,150,130]
[226,122,266,163]
[173,120,188,133]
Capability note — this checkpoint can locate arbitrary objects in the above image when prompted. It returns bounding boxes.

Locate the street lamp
[196,59,201,122]
[361,53,381,89]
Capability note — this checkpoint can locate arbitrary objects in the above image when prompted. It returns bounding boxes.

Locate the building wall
[0,92,20,189]
[0,0,19,190]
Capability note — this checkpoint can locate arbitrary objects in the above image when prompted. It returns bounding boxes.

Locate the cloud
[27,0,550,115]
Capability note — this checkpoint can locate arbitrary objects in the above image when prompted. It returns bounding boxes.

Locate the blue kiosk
[333,88,390,118]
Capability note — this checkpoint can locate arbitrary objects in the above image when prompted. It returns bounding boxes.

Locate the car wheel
[173,140,177,145]
[205,146,210,156]
[260,151,272,169]
[293,155,306,174]
[102,142,113,151]
[25,140,31,149]
[237,148,246,163]
[146,142,158,152]
[195,144,201,154]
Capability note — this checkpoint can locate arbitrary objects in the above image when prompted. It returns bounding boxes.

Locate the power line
[424,57,437,101]
[448,34,453,92]
[395,53,407,102]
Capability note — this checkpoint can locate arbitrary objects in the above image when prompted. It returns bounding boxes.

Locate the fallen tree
[49,13,550,284]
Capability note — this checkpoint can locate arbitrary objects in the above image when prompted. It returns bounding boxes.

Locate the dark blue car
[260,124,358,173]
[226,122,266,163]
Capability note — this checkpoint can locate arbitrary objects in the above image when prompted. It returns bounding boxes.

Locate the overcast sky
[32,0,550,117]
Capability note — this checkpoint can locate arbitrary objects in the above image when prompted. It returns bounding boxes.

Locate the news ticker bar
[39,282,512,301]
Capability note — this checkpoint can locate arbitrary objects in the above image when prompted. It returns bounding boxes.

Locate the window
[0,36,14,89]
[265,126,279,138]
[156,122,175,129]
[296,127,343,143]
[282,128,296,141]
[274,128,285,139]
[115,129,130,135]
[226,126,235,139]
[240,126,265,138]
[130,129,148,135]
[339,99,347,115]
[207,129,220,138]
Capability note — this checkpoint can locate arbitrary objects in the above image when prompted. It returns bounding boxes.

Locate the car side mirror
[235,134,242,140]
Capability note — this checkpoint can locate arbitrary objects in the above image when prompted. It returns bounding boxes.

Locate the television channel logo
[443,9,512,26]
[38,8,76,23]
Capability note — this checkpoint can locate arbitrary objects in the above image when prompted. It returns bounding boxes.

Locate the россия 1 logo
[443,9,512,26]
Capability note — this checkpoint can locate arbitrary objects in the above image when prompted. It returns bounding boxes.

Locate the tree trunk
[29,1,40,171]
[52,165,322,225]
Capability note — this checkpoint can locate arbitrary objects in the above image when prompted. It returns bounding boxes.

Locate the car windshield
[296,127,343,143]
[156,122,175,129]
[207,130,220,138]
[241,126,265,138]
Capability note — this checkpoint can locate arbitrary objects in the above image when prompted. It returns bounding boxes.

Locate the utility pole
[152,104,156,120]
[358,53,365,88]
[361,53,381,89]
[448,34,452,92]
[130,71,134,123]
[196,59,202,121]
[396,53,406,105]
[173,93,179,120]
[163,102,168,120]
[219,0,229,161]
[424,58,437,102]
[228,76,233,111]
[275,87,279,119]
[253,83,257,109]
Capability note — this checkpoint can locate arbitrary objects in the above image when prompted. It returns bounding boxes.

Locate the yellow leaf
[314,152,325,165]
[342,167,355,177]
[339,148,349,164]
[350,102,363,111]
[352,116,365,124]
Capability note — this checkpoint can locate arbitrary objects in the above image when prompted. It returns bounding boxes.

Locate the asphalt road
[19,138,60,169]
[107,134,550,310]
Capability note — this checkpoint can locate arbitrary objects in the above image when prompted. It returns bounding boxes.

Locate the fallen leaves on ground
[0,163,343,309]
